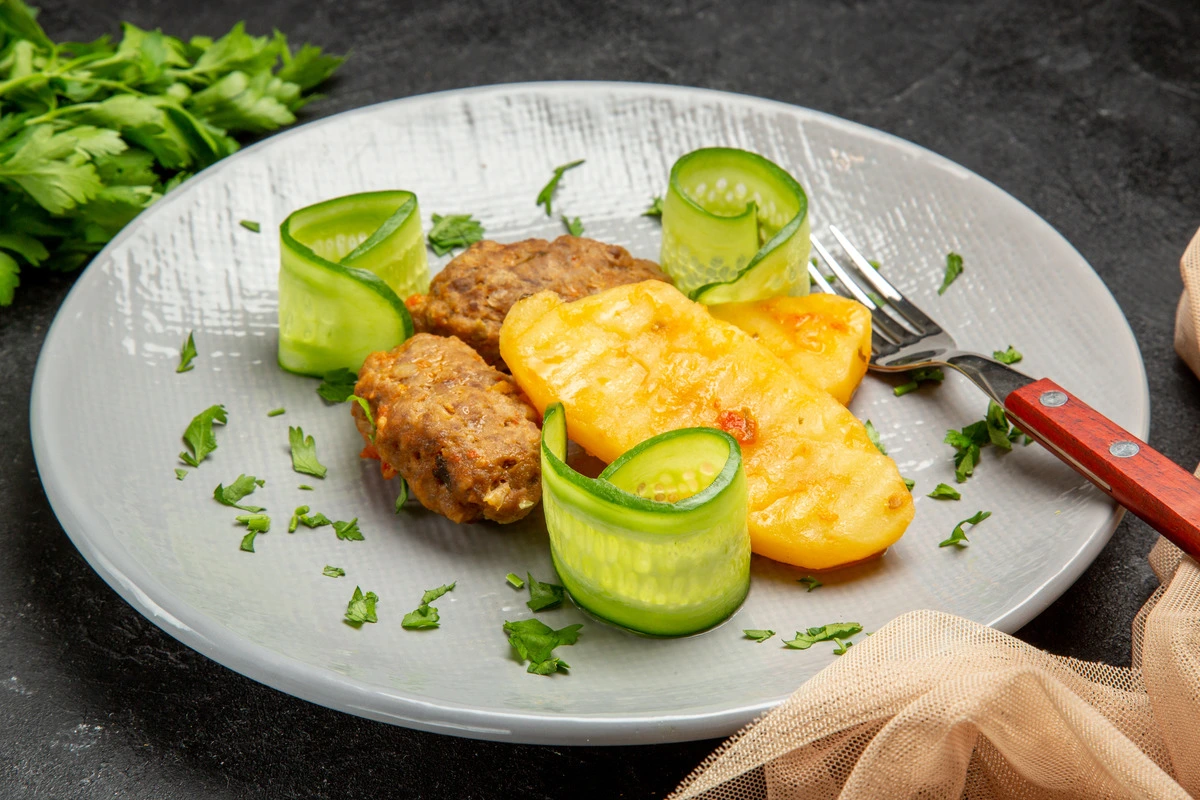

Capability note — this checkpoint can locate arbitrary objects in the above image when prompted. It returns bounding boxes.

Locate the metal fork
[810,225,1200,561]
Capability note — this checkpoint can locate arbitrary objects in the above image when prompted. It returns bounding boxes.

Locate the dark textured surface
[3,0,1200,797]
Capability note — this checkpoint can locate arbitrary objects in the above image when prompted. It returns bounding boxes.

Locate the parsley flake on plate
[939,510,991,548]
[176,332,198,373]
[506,573,525,589]
[893,367,945,397]
[993,345,1023,364]
[175,469,188,481]
[535,159,584,216]
[797,576,822,592]
[427,213,485,256]
[316,368,357,403]
[938,251,964,295]
[743,629,775,643]
[213,474,266,512]
[298,511,332,529]
[783,622,863,650]
[503,618,581,675]
[349,395,375,441]
[832,637,853,656]
[179,404,227,467]
[239,220,261,233]
[863,420,887,455]
[642,196,664,218]
[332,518,363,541]
[526,573,565,612]
[562,215,584,237]
[927,483,962,501]
[344,586,379,626]
[902,477,916,491]
[323,566,345,578]
[394,479,408,513]
[401,582,456,630]
[267,407,285,417]
[298,484,314,491]
[288,426,327,478]
[235,513,270,552]
[288,505,309,533]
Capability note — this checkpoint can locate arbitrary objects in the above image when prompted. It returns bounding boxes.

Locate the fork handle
[1006,378,1200,561]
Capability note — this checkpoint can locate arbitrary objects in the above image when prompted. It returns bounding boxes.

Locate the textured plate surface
[30,82,1148,745]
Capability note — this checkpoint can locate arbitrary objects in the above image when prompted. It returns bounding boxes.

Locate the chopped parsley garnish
[642,196,664,217]
[316,368,357,403]
[298,484,314,491]
[526,573,565,612]
[903,477,916,491]
[783,622,863,650]
[297,511,332,528]
[937,251,963,295]
[562,215,584,237]
[893,367,945,397]
[986,401,1013,451]
[349,394,375,441]
[176,332,198,373]
[179,405,228,467]
[992,345,1023,365]
[267,407,285,417]
[927,483,962,500]
[506,573,525,589]
[503,618,581,675]
[743,629,775,643]
[863,420,887,455]
[939,510,991,547]
[832,638,853,655]
[213,474,266,512]
[332,518,363,541]
[401,582,456,630]
[944,403,1022,484]
[535,159,584,216]
[322,566,345,578]
[288,426,327,478]
[235,513,270,552]
[175,469,188,481]
[344,586,379,626]
[797,576,822,592]
[427,213,485,256]
[239,220,261,233]
[394,479,408,513]
[288,505,309,533]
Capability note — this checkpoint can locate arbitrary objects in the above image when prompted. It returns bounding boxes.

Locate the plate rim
[29,79,1149,745]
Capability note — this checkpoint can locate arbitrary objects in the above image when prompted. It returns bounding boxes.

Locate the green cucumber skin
[540,403,751,637]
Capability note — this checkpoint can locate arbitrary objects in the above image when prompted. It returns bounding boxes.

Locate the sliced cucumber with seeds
[541,402,750,637]
[278,191,429,376]
[660,147,810,304]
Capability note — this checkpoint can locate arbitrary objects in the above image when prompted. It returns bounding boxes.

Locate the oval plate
[30,82,1147,745]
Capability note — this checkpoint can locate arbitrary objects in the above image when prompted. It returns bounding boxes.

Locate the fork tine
[811,236,914,346]
[806,261,833,293]
[827,225,943,334]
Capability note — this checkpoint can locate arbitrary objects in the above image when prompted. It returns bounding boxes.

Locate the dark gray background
[2,0,1199,797]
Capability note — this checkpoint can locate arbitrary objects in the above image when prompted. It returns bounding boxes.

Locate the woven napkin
[670,227,1200,800]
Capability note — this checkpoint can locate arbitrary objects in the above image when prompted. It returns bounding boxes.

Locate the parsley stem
[23,102,102,126]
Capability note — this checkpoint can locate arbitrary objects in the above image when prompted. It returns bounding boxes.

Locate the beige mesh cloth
[670,228,1200,800]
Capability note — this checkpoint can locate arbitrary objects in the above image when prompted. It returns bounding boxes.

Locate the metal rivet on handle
[1039,390,1068,407]
[1110,441,1140,458]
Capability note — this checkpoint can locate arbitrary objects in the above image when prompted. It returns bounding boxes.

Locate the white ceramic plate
[30,82,1147,745]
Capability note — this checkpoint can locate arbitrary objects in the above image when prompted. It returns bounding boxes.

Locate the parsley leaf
[316,368,357,403]
[0,253,19,306]
[174,468,187,481]
[535,159,584,216]
[937,251,963,295]
[239,219,260,232]
[213,474,266,512]
[288,505,309,533]
[322,565,345,578]
[986,401,1013,452]
[562,215,584,237]
[893,367,944,396]
[297,511,332,529]
[344,586,379,626]
[506,573,525,589]
[642,196,664,217]
[993,345,1023,365]
[945,419,990,483]
[179,404,227,467]
[863,420,887,455]
[503,618,581,675]
[288,425,327,478]
[235,513,270,552]
[939,510,991,547]
[798,576,822,592]
[267,407,285,417]
[401,582,456,630]
[394,479,408,513]
[743,629,775,643]
[332,518,363,541]
[526,573,565,612]
[783,622,863,650]
[903,477,916,491]
[426,213,484,256]
[176,331,197,372]
[421,583,456,605]
[349,394,375,441]
[927,483,962,500]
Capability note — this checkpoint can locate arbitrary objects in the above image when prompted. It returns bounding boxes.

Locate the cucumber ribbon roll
[540,402,751,637]
[278,191,429,376]
[660,147,810,304]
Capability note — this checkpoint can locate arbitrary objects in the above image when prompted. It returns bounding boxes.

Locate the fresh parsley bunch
[0,0,345,306]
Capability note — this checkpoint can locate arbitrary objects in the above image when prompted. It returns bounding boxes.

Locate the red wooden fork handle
[1005,378,1200,562]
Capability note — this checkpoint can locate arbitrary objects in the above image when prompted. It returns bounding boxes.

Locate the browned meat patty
[352,333,541,525]
[406,235,667,369]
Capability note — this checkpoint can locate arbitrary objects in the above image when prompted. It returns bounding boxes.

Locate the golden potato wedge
[708,294,871,405]
[500,280,913,570]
